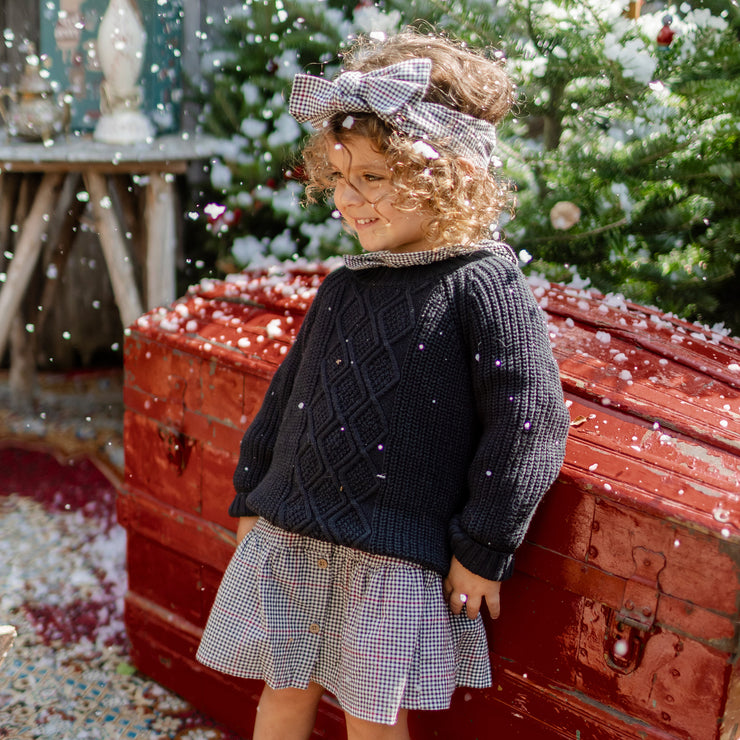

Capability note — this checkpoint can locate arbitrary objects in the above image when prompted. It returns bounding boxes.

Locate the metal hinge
[604,546,666,674]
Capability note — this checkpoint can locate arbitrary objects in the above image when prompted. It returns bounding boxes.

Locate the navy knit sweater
[229,248,569,581]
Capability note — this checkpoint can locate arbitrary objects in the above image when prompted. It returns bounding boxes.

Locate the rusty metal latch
[619,546,666,630]
[604,546,666,674]
[158,425,193,475]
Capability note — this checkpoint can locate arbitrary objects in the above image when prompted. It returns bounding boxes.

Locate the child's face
[327,135,434,254]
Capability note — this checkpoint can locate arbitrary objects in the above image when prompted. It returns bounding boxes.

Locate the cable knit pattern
[230,249,569,581]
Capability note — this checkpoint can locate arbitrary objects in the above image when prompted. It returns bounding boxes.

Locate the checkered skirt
[196,518,491,725]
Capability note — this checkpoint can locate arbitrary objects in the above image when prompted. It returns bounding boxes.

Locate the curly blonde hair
[301,30,516,247]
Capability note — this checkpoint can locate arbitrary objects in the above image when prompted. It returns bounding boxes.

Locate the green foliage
[195,0,364,270]
[384,0,740,334]
[198,0,740,334]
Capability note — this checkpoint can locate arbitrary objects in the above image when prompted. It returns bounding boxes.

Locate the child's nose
[336,180,366,207]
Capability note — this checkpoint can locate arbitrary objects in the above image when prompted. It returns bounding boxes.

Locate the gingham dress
[196,518,491,725]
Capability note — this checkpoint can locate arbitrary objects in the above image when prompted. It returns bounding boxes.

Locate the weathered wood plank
[144,172,177,309]
[83,171,144,328]
[0,171,65,358]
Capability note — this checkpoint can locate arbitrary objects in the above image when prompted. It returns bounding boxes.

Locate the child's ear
[458,157,477,177]
[458,157,475,175]
[458,157,477,184]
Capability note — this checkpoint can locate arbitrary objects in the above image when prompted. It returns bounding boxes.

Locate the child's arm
[229,349,304,517]
[444,555,501,620]
[449,259,570,584]
[236,515,259,544]
[229,285,324,517]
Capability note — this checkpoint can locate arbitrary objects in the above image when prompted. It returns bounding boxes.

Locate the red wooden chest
[119,264,740,739]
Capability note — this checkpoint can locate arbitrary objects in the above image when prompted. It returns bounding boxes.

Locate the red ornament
[657,14,675,48]
[205,204,242,233]
[285,165,307,182]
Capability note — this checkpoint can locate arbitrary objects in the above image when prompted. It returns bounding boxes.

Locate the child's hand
[443,556,502,620]
[236,515,259,545]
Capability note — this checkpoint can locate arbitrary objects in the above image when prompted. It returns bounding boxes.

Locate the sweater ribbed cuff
[228,493,258,518]
[449,516,516,581]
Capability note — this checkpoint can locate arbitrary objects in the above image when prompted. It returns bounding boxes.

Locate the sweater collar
[343,241,518,270]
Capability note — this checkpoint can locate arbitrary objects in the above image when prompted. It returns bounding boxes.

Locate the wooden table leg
[9,314,35,407]
[0,173,21,259]
[144,172,177,309]
[0,171,65,360]
[83,171,144,329]
[35,174,86,341]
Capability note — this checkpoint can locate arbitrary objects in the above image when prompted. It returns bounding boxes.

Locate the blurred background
[0,0,737,380]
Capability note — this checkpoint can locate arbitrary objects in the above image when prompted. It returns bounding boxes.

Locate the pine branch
[519,218,628,246]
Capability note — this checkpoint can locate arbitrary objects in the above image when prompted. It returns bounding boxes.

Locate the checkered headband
[289,58,498,170]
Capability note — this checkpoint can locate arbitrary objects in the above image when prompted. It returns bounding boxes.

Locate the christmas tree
[382,0,740,333]
[196,0,740,334]
[194,0,401,271]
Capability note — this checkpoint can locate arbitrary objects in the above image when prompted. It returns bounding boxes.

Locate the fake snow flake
[613,639,629,658]
[713,505,731,524]
[595,331,611,344]
[729,363,740,373]
[266,319,283,338]
[159,319,180,332]
[342,116,355,129]
[412,141,440,160]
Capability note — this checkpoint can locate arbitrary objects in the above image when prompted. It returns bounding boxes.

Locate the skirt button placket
[307,541,332,638]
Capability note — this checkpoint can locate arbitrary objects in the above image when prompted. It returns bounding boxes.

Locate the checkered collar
[343,241,517,270]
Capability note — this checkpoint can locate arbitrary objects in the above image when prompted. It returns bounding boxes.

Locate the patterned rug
[0,447,243,740]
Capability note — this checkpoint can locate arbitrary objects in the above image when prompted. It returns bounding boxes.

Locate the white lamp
[93,0,154,144]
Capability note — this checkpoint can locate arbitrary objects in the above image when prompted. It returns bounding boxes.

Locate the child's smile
[328,135,434,254]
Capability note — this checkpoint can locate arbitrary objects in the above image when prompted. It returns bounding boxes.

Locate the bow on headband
[289,58,498,170]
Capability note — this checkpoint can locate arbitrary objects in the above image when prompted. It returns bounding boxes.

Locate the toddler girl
[197,29,570,740]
